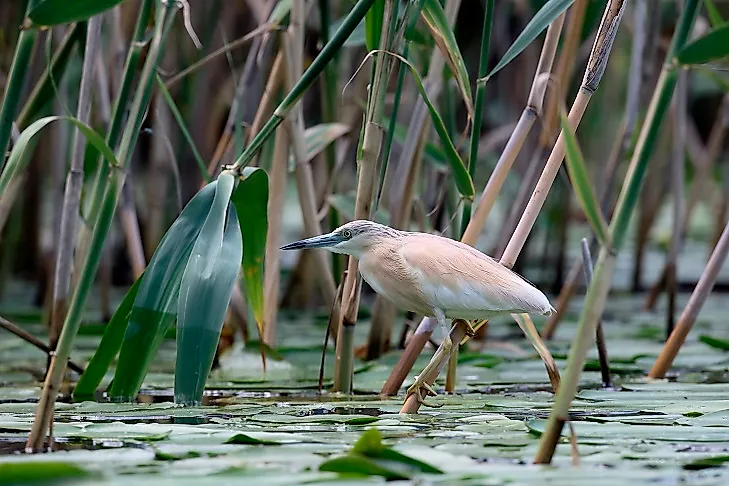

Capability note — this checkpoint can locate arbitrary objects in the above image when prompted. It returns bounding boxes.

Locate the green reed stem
[533,0,701,464]
[26,2,178,452]
[0,0,41,171]
[319,0,343,283]
[376,0,425,212]
[74,0,153,280]
[460,0,494,237]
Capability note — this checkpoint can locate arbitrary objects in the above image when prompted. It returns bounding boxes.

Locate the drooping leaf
[374,51,474,198]
[109,182,218,401]
[421,0,473,118]
[175,172,242,405]
[364,0,385,51]
[487,0,575,78]
[28,0,125,26]
[231,168,268,339]
[559,108,610,247]
[677,24,729,65]
[72,275,143,401]
[0,116,120,204]
[303,123,351,162]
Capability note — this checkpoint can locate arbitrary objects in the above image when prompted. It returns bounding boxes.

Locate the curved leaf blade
[0,116,119,206]
[421,0,474,117]
[72,275,143,401]
[231,168,269,338]
[559,109,609,247]
[108,182,218,401]
[487,0,575,78]
[677,24,729,65]
[175,172,242,405]
[28,0,125,26]
[379,51,474,197]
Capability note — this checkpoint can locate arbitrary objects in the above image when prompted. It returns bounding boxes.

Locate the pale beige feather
[359,232,553,319]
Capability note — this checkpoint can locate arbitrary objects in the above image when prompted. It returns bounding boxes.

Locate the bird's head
[281,220,400,258]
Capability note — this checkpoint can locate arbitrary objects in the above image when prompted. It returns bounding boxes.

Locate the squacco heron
[281,220,555,403]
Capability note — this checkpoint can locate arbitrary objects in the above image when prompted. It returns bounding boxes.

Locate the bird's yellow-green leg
[405,310,453,408]
[405,318,479,407]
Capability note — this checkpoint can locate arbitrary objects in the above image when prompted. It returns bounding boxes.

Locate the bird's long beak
[280,232,343,250]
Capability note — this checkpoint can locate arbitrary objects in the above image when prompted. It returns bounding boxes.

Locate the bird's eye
[342,229,353,239]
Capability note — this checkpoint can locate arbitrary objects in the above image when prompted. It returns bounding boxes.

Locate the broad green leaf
[421,0,473,118]
[175,172,242,405]
[703,0,725,28]
[109,182,218,401]
[0,462,90,483]
[72,275,143,401]
[375,51,474,198]
[487,0,575,78]
[28,0,125,26]
[559,109,609,247]
[231,168,268,338]
[365,0,385,51]
[0,116,119,211]
[677,24,729,65]
[303,123,350,162]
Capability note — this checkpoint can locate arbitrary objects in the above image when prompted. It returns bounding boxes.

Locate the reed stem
[229,0,377,174]
[381,12,567,396]
[334,0,398,393]
[0,0,40,171]
[580,238,611,388]
[26,3,178,452]
[534,0,700,464]
[649,221,729,378]
[401,0,627,415]
[48,17,103,356]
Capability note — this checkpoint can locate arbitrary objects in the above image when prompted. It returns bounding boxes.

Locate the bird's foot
[462,320,477,338]
[405,375,441,408]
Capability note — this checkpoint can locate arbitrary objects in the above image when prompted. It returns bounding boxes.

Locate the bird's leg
[405,310,451,408]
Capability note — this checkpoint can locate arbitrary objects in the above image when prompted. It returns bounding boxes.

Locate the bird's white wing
[399,235,553,316]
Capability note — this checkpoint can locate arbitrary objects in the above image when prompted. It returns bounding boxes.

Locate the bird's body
[358,231,553,320]
[281,219,554,404]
